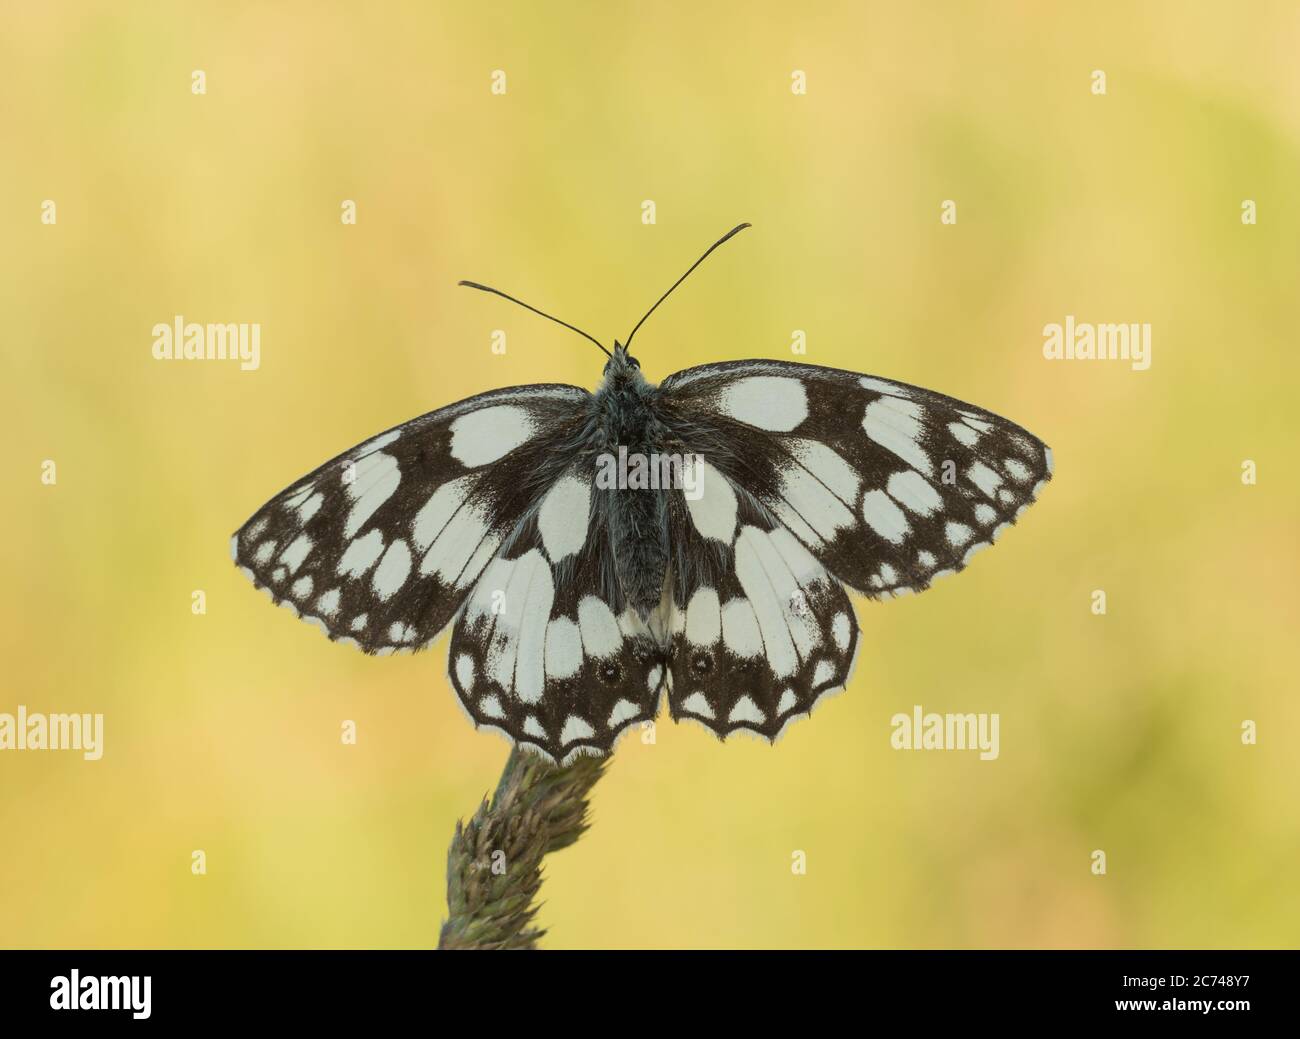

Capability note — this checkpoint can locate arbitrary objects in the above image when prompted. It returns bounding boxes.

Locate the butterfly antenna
[457,280,612,358]
[623,222,752,352]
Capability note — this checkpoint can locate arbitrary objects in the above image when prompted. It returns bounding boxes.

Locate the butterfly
[232,224,1052,765]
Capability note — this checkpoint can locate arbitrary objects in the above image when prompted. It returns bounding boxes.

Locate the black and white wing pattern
[234,400,670,764]
[235,355,1052,762]
[654,359,1052,741]
[660,360,1053,598]
[662,481,860,742]
[447,469,669,763]
[231,385,592,655]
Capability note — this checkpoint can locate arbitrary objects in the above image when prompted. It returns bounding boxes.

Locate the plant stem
[438,747,607,950]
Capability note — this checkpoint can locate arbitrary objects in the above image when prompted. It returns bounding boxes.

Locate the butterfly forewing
[660,360,1053,599]
[231,385,591,654]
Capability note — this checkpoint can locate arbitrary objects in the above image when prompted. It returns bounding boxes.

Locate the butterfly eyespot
[598,661,621,683]
[690,652,713,675]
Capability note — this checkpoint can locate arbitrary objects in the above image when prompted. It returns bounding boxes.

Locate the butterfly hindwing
[664,483,860,741]
[231,385,591,654]
[659,360,1053,599]
[447,471,669,763]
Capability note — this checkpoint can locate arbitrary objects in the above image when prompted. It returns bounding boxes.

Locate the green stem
[439,748,607,950]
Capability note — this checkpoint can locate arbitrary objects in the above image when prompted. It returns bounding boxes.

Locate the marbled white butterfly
[232,225,1053,764]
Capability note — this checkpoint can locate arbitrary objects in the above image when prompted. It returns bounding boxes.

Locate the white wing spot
[967,462,1003,499]
[832,612,850,651]
[859,377,912,399]
[812,659,835,686]
[728,695,765,725]
[350,613,368,631]
[371,538,412,600]
[356,430,400,456]
[544,616,583,680]
[721,597,763,658]
[974,503,998,526]
[717,376,808,431]
[609,699,640,727]
[411,476,474,552]
[685,587,722,646]
[449,405,536,467]
[685,459,738,543]
[344,452,401,538]
[479,695,504,719]
[297,492,324,523]
[862,399,932,475]
[681,692,714,719]
[777,463,857,542]
[948,421,979,447]
[283,485,314,509]
[315,588,341,617]
[291,576,313,599]
[537,472,592,562]
[861,490,910,544]
[560,715,595,745]
[576,596,622,658]
[945,522,974,547]
[787,439,862,504]
[886,469,943,516]
[420,501,494,586]
[456,653,475,690]
[254,540,277,564]
[337,529,385,578]
[646,664,663,692]
[1004,458,1032,483]
[281,534,314,574]
[777,689,798,714]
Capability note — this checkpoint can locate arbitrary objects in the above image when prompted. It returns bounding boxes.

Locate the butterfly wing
[231,385,592,654]
[654,359,1050,741]
[662,483,860,741]
[659,359,1053,598]
[447,460,669,764]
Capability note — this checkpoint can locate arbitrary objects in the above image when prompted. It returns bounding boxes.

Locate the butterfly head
[602,340,643,382]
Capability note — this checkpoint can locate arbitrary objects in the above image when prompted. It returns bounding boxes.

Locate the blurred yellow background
[2,1,1297,949]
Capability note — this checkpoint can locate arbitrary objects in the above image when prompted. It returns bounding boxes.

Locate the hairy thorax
[589,363,670,621]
